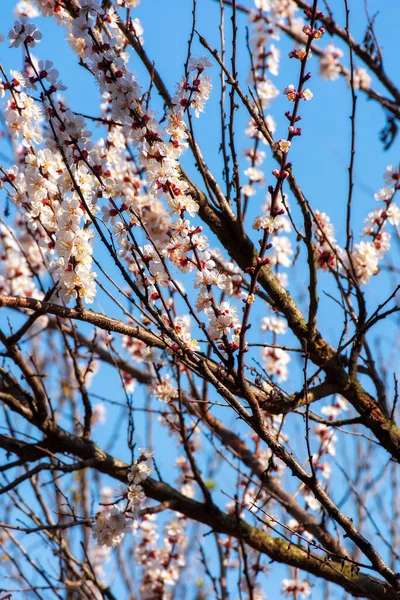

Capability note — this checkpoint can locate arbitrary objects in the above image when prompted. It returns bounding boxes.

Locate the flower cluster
[134,514,188,598]
[287,518,313,542]
[0,222,44,298]
[252,214,279,233]
[261,315,287,335]
[2,19,102,304]
[351,67,372,90]
[152,375,179,403]
[3,88,43,149]
[345,165,400,284]
[122,336,159,364]
[312,210,340,271]
[127,448,153,511]
[92,448,152,548]
[92,505,132,548]
[91,402,106,425]
[253,0,302,25]
[262,346,290,382]
[172,56,213,117]
[52,197,97,304]
[348,241,380,284]
[174,455,197,498]
[319,43,343,80]
[282,578,312,598]
[311,166,400,284]
[8,15,42,48]
[206,301,241,349]
[283,84,313,102]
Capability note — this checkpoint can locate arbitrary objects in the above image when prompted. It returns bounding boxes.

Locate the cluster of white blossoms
[262,346,290,382]
[122,335,160,390]
[129,457,192,597]
[2,4,210,320]
[319,43,343,81]
[53,198,97,303]
[91,401,106,425]
[261,315,287,335]
[122,336,160,365]
[92,504,133,548]
[206,301,241,349]
[287,517,313,543]
[262,197,292,278]
[245,113,276,146]
[152,374,179,404]
[127,447,153,509]
[134,514,188,598]
[226,482,271,518]
[251,16,331,385]
[316,35,372,91]
[318,42,371,90]
[282,578,311,598]
[162,313,200,355]
[121,335,163,392]
[351,67,372,90]
[283,83,313,102]
[31,1,148,301]
[348,241,380,285]
[311,165,400,284]
[254,0,302,25]
[244,0,301,197]
[92,448,152,548]
[345,165,400,284]
[8,14,42,47]
[252,213,279,233]
[0,222,44,298]
[3,89,43,150]
[172,56,213,117]
[13,0,40,18]
[2,15,103,304]
[312,210,340,271]
[174,455,197,498]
